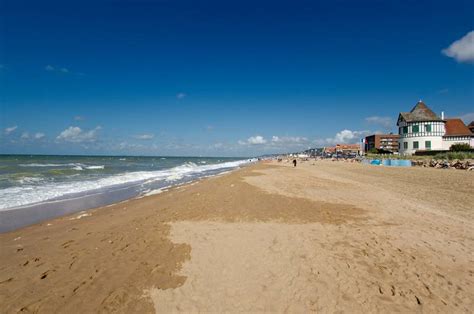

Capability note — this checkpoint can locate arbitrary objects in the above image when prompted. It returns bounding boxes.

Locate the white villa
[397,101,473,155]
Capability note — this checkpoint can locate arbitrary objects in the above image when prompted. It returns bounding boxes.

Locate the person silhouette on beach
[293,159,297,167]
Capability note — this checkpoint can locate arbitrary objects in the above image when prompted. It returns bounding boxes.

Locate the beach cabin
[397,101,473,155]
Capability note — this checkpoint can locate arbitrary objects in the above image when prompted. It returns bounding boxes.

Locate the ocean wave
[19,163,67,167]
[0,159,251,210]
[85,165,105,170]
[72,165,105,171]
[20,163,104,170]
[16,177,45,184]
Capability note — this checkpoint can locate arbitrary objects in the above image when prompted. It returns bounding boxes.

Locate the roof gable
[397,112,410,125]
[405,101,441,122]
[444,119,473,136]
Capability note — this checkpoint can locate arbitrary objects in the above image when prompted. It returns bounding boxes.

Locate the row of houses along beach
[286,101,474,170]
[296,100,474,159]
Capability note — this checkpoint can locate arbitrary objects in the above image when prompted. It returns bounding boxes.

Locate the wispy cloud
[365,116,393,129]
[74,115,85,121]
[133,133,155,140]
[437,88,449,94]
[4,126,18,135]
[20,132,30,139]
[0,64,5,70]
[45,65,74,74]
[325,129,371,145]
[237,135,309,151]
[176,92,187,100]
[271,136,308,144]
[442,30,474,63]
[56,126,101,143]
[34,132,45,139]
[239,135,267,145]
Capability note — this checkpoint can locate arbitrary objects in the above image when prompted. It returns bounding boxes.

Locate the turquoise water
[0,155,251,210]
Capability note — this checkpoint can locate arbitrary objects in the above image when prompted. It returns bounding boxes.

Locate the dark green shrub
[450,143,471,152]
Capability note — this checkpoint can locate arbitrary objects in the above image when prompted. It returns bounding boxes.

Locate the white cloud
[247,135,267,145]
[74,115,85,121]
[34,132,45,139]
[325,129,371,145]
[271,136,308,144]
[176,92,187,99]
[56,126,101,143]
[134,134,155,140]
[237,135,310,151]
[4,126,17,135]
[365,116,393,128]
[20,132,30,139]
[460,112,474,124]
[442,30,474,63]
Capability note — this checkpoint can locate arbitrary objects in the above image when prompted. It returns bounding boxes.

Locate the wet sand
[0,161,473,313]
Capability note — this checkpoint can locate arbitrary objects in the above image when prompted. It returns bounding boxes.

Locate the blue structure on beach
[363,159,411,167]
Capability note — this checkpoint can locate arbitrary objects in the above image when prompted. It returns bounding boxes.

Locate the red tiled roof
[337,144,360,149]
[444,119,473,136]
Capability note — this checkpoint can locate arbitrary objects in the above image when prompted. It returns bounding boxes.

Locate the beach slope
[1,161,473,312]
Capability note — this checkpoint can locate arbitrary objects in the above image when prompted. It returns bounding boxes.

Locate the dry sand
[1,161,473,313]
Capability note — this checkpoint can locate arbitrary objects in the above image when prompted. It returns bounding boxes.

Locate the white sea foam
[0,159,251,210]
[16,177,44,184]
[19,163,66,167]
[85,165,105,170]
[19,162,104,170]
[143,188,166,196]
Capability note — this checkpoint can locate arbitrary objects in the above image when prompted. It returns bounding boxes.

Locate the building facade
[365,134,399,153]
[468,121,474,133]
[324,144,361,156]
[397,101,473,155]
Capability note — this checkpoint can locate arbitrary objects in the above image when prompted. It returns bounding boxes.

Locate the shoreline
[1,161,473,312]
[0,163,250,233]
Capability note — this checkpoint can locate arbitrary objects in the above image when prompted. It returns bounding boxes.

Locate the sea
[0,155,253,232]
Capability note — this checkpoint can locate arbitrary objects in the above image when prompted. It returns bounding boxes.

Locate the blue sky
[1,0,473,157]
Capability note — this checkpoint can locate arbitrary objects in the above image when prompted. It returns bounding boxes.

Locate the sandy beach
[1,161,473,313]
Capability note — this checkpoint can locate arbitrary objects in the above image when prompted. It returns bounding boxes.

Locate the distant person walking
[293,159,297,167]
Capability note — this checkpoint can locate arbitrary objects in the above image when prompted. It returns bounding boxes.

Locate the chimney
[441,111,444,120]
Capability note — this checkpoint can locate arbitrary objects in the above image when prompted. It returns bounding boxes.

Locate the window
[425,124,431,132]
[413,141,419,149]
[412,125,419,133]
[403,126,408,134]
[425,141,431,150]
[398,142,401,149]
[403,142,408,149]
